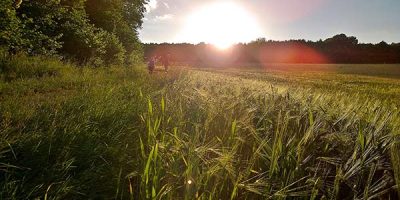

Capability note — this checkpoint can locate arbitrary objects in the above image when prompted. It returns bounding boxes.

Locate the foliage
[0,0,24,52]
[0,0,148,66]
[15,0,64,55]
[85,0,147,64]
[101,32,126,66]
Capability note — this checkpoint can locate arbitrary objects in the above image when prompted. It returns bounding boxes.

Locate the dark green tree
[85,0,147,64]
[1,0,148,65]
[0,0,24,53]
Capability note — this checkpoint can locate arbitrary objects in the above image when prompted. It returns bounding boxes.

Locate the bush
[100,32,126,66]
[126,42,144,66]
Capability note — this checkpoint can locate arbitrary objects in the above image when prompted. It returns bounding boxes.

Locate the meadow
[1,55,400,199]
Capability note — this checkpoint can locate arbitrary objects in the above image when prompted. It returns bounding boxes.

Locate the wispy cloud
[163,2,170,9]
[155,14,174,21]
[145,0,158,13]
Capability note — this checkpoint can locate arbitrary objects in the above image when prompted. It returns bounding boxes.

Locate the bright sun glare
[178,2,262,50]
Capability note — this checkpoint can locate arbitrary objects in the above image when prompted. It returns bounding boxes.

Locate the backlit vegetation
[1,53,399,198]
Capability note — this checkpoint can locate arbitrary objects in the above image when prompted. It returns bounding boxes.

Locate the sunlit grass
[1,56,399,198]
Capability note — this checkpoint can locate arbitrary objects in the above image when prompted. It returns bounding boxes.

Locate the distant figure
[147,57,156,74]
[161,54,170,72]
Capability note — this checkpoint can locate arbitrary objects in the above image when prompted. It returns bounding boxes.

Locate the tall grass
[0,55,399,199]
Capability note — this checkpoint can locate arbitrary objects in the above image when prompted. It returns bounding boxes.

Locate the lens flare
[177,2,262,50]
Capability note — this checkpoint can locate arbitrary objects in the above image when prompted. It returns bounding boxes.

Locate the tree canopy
[0,0,148,66]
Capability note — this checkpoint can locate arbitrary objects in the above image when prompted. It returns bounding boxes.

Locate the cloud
[155,14,174,21]
[145,0,158,13]
[163,2,170,9]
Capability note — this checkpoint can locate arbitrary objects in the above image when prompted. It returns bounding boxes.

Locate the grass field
[1,56,400,199]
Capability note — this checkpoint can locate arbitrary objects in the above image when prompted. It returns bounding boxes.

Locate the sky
[139,0,400,44]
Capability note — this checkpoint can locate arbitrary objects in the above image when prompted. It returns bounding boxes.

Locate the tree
[324,34,358,46]
[16,0,66,55]
[1,0,148,66]
[85,0,147,64]
[0,0,24,53]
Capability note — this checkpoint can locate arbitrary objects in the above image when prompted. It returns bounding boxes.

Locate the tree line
[0,0,148,66]
[144,34,400,66]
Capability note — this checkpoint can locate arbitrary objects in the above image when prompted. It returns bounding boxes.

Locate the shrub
[100,32,126,66]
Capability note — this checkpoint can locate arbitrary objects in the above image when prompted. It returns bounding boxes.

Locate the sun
[177,2,262,50]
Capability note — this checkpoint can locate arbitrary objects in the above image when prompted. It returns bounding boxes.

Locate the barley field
[1,56,399,199]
